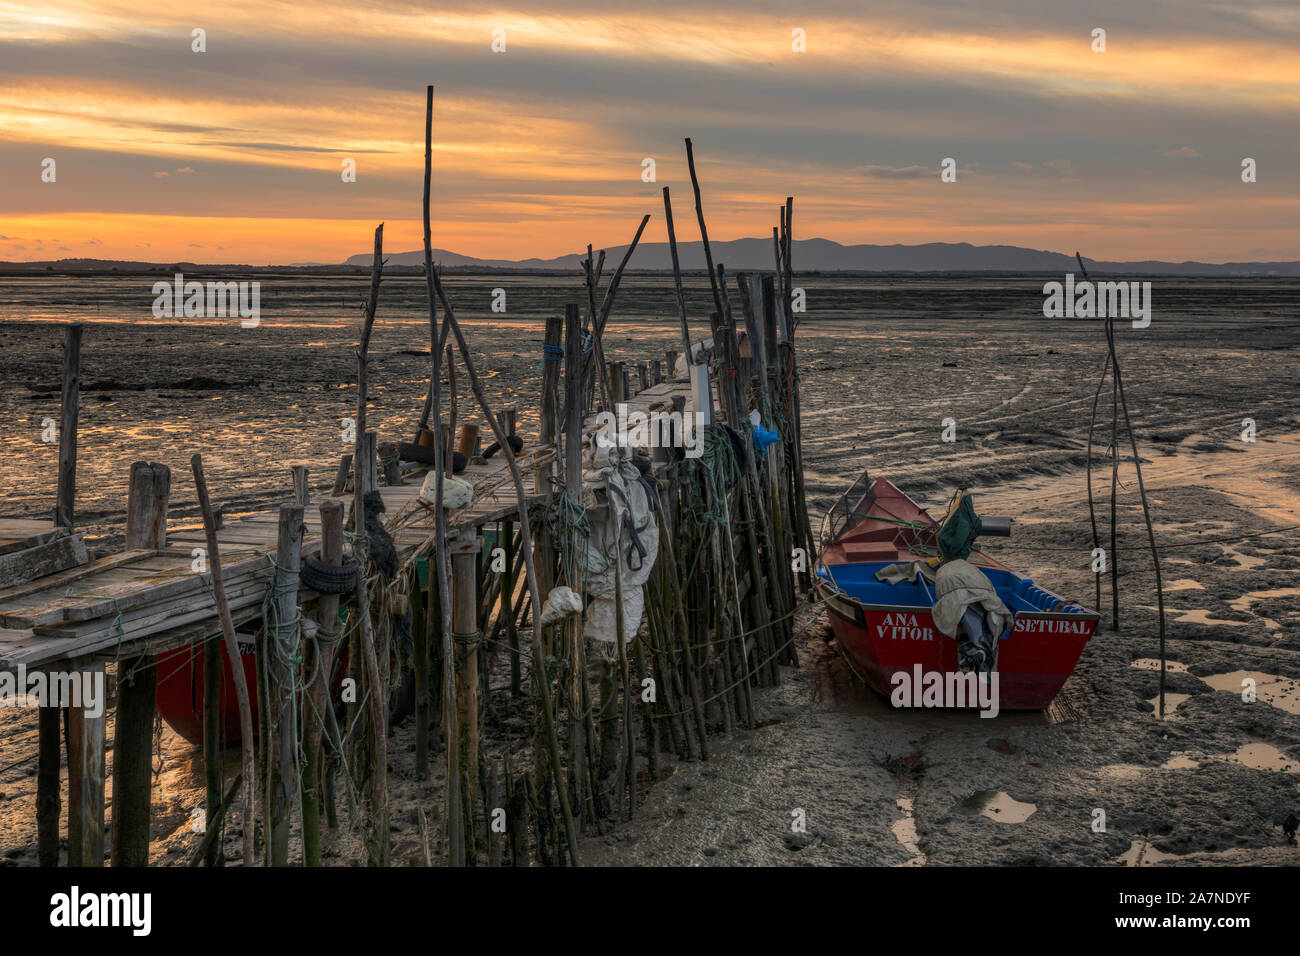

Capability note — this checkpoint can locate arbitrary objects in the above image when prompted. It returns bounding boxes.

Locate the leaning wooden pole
[430,273,581,865]
[191,452,256,866]
[684,138,725,322]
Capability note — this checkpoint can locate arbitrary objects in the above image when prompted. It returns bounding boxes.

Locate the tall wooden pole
[421,85,463,865]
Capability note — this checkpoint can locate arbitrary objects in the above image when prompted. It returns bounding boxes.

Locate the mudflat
[0,274,1296,865]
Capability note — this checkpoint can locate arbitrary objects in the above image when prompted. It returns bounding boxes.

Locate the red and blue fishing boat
[815,474,1098,711]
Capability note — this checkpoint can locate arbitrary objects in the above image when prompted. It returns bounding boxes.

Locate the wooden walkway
[0,379,693,674]
[0,457,544,672]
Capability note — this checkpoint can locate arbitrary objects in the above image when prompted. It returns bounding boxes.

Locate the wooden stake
[55,323,82,530]
[268,503,304,865]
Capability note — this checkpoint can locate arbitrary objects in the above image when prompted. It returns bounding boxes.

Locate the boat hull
[820,583,1096,711]
[816,476,1098,712]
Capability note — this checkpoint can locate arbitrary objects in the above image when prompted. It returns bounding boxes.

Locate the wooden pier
[0,116,812,867]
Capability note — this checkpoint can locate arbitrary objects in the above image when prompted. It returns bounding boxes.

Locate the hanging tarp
[579,439,659,645]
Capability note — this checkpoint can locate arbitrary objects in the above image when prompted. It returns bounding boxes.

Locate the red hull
[155,636,348,745]
[818,477,1098,712]
[155,636,260,745]
[821,589,1095,710]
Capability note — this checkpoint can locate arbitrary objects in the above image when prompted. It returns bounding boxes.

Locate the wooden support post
[503,406,517,436]
[110,656,155,867]
[450,532,480,840]
[65,663,106,866]
[666,349,679,378]
[292,465,309,505]
[651,359,662,385]
[55,323,82,530]
[303,499,343,864]
[111,461,169,867]
[37,705,60,866]
[125,461,171,550]
[269,503,304,865]
[609,361,626,407]
[363,431,378,495]
[331,454,352,495]
[636,362,649,393]
[456,423,479,458]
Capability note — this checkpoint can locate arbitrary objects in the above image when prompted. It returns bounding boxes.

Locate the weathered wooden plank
[0,549,153,606]
[0,532,90,589]
[33,577,268,640]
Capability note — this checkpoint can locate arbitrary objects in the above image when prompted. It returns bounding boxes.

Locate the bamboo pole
[191,452,256,866]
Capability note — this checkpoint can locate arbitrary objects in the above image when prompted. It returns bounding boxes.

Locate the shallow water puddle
[1161,753,1200,769]
[959,790,1037,823]
[1227,743,1298,773]
[1227,587,1300,631]
[1165,579,1206,592]
[1144,606,1249,627]
[1202,671,1300,715]
[890,797,927,866]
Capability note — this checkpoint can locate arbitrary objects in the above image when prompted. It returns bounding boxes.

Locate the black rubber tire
[301,553,361,594]
[396,442,467,473]
[482,435,524,459]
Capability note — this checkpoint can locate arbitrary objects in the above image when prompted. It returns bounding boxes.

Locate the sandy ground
[1,275,1297,865]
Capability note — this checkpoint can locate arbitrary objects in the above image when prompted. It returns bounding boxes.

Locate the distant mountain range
[342,239,1300,276]
[4,240,1300,275]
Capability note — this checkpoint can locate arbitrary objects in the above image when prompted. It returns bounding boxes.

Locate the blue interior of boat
[818,560,1089,616]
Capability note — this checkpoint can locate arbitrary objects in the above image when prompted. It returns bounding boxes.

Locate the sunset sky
[2,1,1298,265]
